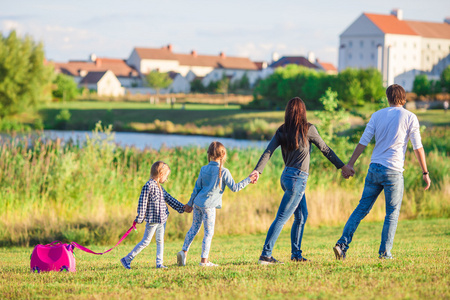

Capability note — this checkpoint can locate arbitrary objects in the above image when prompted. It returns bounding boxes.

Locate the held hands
[249,170,260,184]
[341,164,355,179]
[183,204,193,213]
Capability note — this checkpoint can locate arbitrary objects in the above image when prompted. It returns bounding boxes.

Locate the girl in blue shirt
[177,141,256,267]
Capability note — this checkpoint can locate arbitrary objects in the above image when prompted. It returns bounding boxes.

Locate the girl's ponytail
[207,141,227,189]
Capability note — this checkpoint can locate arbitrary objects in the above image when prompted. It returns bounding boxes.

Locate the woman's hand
[249,170,260,184]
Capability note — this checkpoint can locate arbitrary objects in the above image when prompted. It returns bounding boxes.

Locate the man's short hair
[386,84,406,106]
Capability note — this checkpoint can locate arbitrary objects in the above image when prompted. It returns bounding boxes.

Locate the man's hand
[341,164,355,179]
[423,174,431,190]
[249,170,260,184]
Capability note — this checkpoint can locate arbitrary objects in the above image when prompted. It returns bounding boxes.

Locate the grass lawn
[1,219,448,299]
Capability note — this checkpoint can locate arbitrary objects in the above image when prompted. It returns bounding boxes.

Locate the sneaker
[199,261,219,267]
[258,255,284,265]
[333,244,346,260]
[291,256,308,262]
[156,264,168,269]
[120,257,131,269]
[177,251,186,266]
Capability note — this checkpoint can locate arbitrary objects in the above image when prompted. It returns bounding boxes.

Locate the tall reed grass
[0,124,448,246]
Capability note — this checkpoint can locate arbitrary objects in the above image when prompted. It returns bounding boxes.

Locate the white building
[339,9,450,91]
[79,70,125,97]
[126,45,260,86]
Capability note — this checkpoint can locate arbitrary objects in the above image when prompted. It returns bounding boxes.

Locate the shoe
[120,257,131,269]
[291,256,308,262]
[177,251,186,266]
[156,264,168,269]
[199,261,219,267]
[333,244,346,260]
[258,255,284,265]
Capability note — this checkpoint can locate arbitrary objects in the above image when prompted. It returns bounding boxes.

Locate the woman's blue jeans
[261,167,308,258]
[337,163,404,258]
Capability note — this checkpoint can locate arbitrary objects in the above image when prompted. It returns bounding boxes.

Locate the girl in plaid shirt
[120,161,190,269]
[177,142,257,267]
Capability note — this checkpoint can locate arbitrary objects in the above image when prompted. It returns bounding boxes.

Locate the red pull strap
[71,224,137,255]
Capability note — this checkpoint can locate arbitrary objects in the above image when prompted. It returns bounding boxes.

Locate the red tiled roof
[53,58,139,77]
[364,13,418,36]
[405,20,450,39]
[134,47,177,60]
[134,47,258,70]
[364,13,450,39]
[316,60,337,72]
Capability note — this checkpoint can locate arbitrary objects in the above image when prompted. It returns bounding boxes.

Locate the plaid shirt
[134,179,185,224]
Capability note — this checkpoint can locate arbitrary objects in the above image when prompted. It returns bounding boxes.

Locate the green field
[21,101,447,140]
[1,219,448,299]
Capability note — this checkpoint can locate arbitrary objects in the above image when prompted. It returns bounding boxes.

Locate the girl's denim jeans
[182,204,216,258]
[261,167,308,258]
[125,222,165,266]
[337,163,404,258]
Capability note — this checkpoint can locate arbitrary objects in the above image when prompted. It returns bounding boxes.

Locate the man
[335,84,431,260]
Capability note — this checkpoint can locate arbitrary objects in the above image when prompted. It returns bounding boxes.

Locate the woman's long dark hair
[281,97,309,150]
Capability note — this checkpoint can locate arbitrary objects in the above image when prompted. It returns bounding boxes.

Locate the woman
[251,97,353,264]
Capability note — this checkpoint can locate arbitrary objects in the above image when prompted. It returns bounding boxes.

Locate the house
[79,70,125,97]
[53,55,141,87]
[167,71,191,93]
[339,9,450,91]
[315,59,338,75]
[126,45,260,86]
[269,55,320,70]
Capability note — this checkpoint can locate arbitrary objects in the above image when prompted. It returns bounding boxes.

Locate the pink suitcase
[30,241,76,273]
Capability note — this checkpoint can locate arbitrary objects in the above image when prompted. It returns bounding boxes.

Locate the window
[360,41,364,48]
[360,53,363,60]
[349,53,352,59]
[438,45,441,50]
[371,41,375,47]
[349,41,353,48]
[371,53,375,60]
[427,44,430,49]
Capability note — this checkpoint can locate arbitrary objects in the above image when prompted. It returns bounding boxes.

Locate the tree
[314,88,349,143]
[413,74,431,96]
[358,68,385,103]
[441,65,450,92]
[52,73,78,101]
[190,78,205,93]
[145,71,172,101]
[0,30,53,118]
[216,74,230,103]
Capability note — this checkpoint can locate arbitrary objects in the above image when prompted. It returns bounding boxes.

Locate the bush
[413,74,431,96]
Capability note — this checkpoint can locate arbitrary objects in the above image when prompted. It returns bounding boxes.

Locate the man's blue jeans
[337,163,404,258]
[261,167,308,258]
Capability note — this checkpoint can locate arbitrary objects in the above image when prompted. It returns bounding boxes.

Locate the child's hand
[249,170,259,184]
[184,204,193,213]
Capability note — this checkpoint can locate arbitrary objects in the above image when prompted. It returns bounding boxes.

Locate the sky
[2,0,450,66]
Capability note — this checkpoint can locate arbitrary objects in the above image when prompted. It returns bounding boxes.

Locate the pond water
[40,130,268,150]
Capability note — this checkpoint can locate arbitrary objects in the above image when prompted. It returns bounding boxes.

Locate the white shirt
[359,107,423,172]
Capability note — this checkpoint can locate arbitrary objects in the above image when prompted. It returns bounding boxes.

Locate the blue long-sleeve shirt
[187,161,251,209]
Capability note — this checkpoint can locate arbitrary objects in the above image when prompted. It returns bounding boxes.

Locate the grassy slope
[0,219,448,299]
